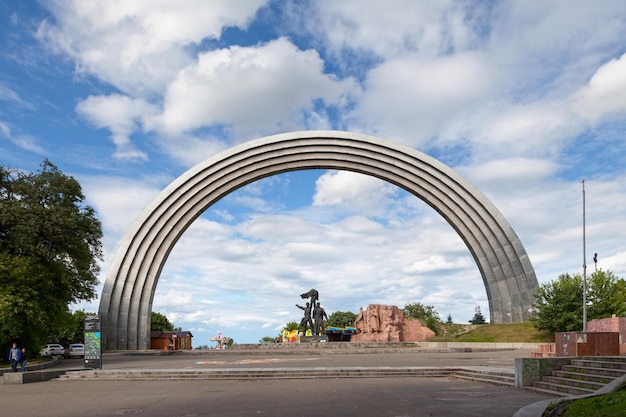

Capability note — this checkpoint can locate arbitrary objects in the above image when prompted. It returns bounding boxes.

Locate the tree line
[1,161,103,357]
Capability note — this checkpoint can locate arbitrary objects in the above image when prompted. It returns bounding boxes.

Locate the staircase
[54,366,519,387]
[449,369,515,387]
[528,356,626,396]
[54,367,453,381]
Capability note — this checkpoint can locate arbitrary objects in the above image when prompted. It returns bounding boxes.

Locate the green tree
[282,321,300,332]
[0,161,103,353]
[46,310,97,347]
[326,311,357,328]
[531,270,626,334]
[403,302,441,334]
[587,270,626,318]
[259,336,275,344]
[531,273,583,334]
[446,313,453,324]
[150,312,181,332]
[469,306,487,324]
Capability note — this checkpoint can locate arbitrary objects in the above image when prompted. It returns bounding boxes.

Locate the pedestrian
[8,342,21,372]
[20,347,29,372]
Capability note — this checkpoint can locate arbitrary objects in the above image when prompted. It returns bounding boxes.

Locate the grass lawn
[431,321,553,343]
[543,389,626,417]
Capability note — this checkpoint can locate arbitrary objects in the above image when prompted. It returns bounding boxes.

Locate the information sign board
[84,315,102,369]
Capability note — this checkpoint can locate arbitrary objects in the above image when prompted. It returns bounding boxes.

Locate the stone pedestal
[300,335,327,343]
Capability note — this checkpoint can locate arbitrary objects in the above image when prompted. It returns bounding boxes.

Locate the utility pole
[582,180,587,332]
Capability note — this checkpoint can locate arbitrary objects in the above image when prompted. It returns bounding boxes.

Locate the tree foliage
[259,336,275,344]
[529,270,626,334]
[587,270,626,318]
[46,310,97,348]
[0,161,103,353]
[326,311,357,328]
[469,306,487,324]
[403,302,441,334]
[531,273,583,333]
[150,312,181,332]
[282,321,301,333]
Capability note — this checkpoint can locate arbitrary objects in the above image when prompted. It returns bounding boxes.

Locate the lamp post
[582,180,587,332]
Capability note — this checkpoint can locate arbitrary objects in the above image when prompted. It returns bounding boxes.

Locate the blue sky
[1,1,626,346]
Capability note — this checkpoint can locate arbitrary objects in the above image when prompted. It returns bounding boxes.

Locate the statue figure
[354,306,366,333]
[366,304,380,333]
[296,302,314,335]
[300,288,319,306]
[313,302,328,335]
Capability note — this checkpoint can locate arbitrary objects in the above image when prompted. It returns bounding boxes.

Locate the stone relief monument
[351,304,435,343]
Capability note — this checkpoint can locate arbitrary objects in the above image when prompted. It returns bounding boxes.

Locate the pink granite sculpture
[351,304,435,342]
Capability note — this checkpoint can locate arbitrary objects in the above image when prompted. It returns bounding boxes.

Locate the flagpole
[582,180,587,332]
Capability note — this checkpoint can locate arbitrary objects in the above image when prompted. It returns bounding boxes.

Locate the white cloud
[305,0,475,60]
[0,84,34,110]
[80,175,164,237]
[458,157,561,190]
[156,133,231,168]
[446,102,580,160]
[154,37,357,138]
[572,52,626,124]
[313,170,398,210]
[76,94,158,160]
[38,0,267,96]
[0,121,45,154]
[348,52,489,146]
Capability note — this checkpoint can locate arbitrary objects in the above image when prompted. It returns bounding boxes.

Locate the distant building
[150,331,193,350]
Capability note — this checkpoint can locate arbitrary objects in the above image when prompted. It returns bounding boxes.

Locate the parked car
[65,343,85,359]
[40,344,65,357]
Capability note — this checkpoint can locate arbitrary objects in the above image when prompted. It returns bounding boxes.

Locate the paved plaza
[1,348,556,416]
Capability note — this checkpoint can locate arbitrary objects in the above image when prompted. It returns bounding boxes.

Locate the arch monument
[98,130,538,350]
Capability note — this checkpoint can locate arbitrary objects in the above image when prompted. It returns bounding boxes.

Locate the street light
[582,180,587,332]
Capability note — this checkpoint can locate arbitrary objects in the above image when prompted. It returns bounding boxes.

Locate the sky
[1,1,626,347]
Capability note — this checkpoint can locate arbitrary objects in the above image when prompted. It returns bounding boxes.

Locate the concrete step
[527,356,626,397]
[577,356,626,363]
[449,370,515,387]
[530,380,595,396]
[541,375,605,391]
[551,370,615,385]
[570,359,626,371]
[561,364,626,378]
[55,367,455,381]
[524,385,572,397]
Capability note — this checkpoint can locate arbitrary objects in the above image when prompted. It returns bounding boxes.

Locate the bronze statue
[313,302,328,335]
[295,302,314,335]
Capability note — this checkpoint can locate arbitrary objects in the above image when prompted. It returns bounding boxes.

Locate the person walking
[20,347,29,372]
[8,342,21,372]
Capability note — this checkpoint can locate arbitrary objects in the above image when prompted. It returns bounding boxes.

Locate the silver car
[65,343,85,359]
[40,344,65,357]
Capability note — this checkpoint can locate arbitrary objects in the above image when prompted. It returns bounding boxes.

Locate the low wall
[514,357,572,388]
[4,369,68,385]
[0,356,59,376]
[233,341,543,351]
